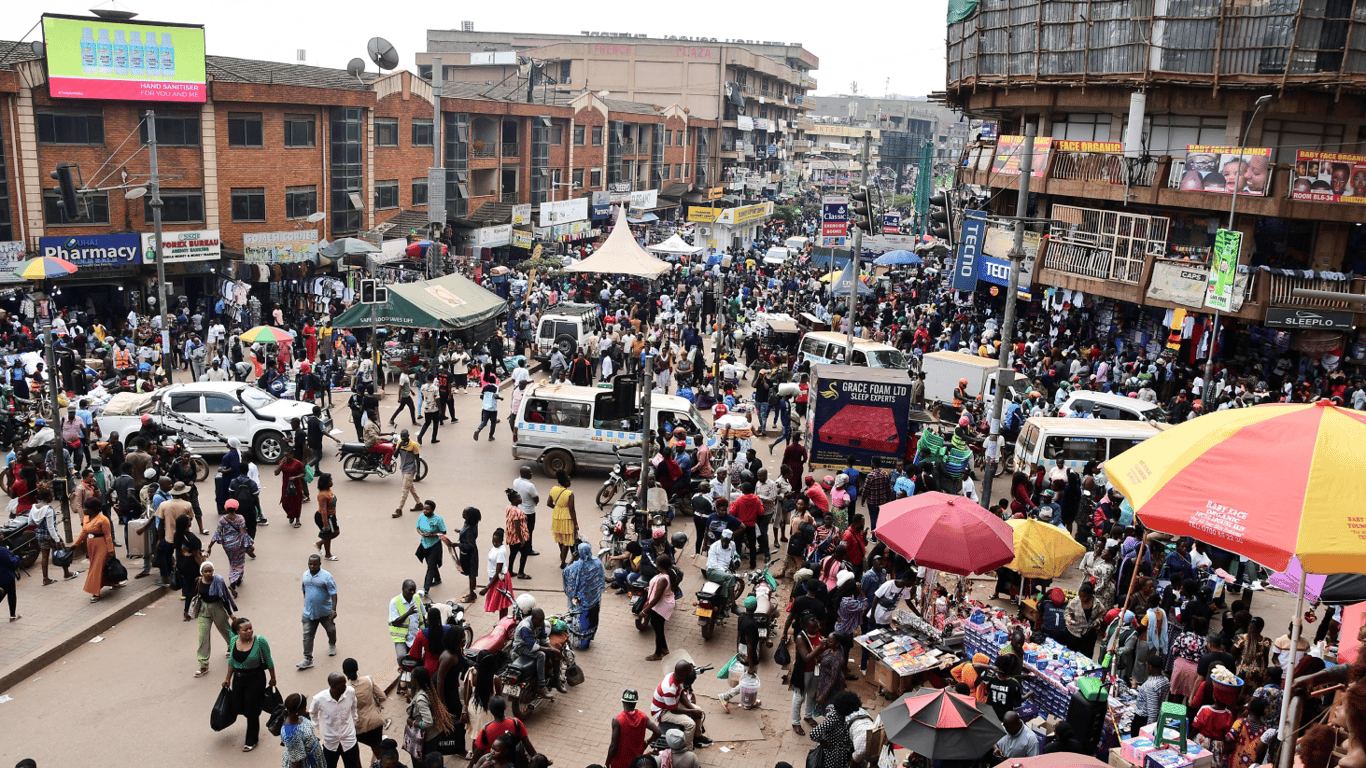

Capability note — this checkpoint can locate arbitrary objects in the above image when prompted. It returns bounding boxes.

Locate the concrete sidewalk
[0,550,166,694]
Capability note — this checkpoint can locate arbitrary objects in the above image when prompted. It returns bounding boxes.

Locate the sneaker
[328,644,337,657]
[297,659,314,670]
[695,735,714,747]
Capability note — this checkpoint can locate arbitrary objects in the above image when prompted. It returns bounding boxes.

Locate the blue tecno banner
[38,233,142,270]
[978,255,1012,287]
[950,213,985,291]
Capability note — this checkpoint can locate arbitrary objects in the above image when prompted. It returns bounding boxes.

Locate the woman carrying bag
[222,616,276,752]
[192,560,237,678]
[405,666,456,764]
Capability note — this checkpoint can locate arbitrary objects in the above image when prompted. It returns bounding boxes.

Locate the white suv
[534,303,604,361]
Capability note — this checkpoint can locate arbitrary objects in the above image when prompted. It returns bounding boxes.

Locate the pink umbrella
[1267,556,1327,603]
[874,492,1016,575]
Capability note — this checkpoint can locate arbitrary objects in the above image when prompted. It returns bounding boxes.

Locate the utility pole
[712,277,724,399]
[981,120,1036,506]
[845,130,872,360]
[147,110,171,370]
[637,353,654,515]
[428,57,443,280]
[44,319,71,539]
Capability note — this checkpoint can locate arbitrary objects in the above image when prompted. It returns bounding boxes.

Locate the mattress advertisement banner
[807,365,912,471]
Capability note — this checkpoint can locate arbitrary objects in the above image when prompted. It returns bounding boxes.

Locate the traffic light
[50,162,82,222]
[360,278,378,304]
[929,190,953,245]
[850,186,874,234]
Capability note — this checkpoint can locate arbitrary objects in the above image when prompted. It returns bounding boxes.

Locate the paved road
[0,366,1308,768]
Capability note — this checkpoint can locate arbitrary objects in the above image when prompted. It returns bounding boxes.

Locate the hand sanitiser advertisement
[42,15,206,103]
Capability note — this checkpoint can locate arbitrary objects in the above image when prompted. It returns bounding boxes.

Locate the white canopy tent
[562,207,673,279]
[647,233,704,257]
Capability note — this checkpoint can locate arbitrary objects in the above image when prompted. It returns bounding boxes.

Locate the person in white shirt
[960,473,978,503]
[205,359,229,382]
[873,575,915,626]
[705,529,739,611]
[310,673,360,766]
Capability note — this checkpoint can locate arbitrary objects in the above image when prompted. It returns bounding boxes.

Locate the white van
[763,247,792,266]
[798,331,909,370]
[534,303,604,361]
[785,236,810,252]
[1057,390,1166,422]
[512,383,715,476]
[1013,417,1165,475]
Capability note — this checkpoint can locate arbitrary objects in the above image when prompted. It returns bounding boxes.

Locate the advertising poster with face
[1290,151,1366,203]
[1175,146,1273,196]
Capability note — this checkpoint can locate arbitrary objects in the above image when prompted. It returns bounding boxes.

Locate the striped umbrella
[12,256,77,280]
[237,325,293,345]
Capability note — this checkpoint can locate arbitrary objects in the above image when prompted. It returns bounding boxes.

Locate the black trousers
[390,397,417,425]
[422,543,443,591]
[649,610,668,655]
[693,513,708,555]
[442,395,457,423]
[511,541,531,575]
[525,513,536,550]
[230,667,266,747]
[418,412,440,442]
[0,578,15,618]
[740,525,758,569]
[323,745,362,768]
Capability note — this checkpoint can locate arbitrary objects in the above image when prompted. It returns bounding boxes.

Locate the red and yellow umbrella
[1104,401,1366,575]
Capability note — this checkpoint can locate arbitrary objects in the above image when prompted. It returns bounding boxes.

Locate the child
[1191,680,1235,758]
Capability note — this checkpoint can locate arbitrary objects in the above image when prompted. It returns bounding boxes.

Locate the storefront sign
[38,233,141,269]
[629,190,658,210]
[1176,145,1272,196]
[736,116,754,132]
[821,195,848,248]
[720,201,772,225]
[1053,141,1124,184]
[590,191,611,218]
[1055,140,1122,153]
[512,230,533,249]
[473,223,512,248]
[1145,260,1247,311]
[1265,307,1356,329]
[687,206,720,223]
[707,187,724,200]
[0,242,26,277]
[990,135,1053,178]
[242,230,318,265]
[1290,151,1366,203]
[1205,228,1241,311]
[142,229,221,263]
[881,212,900,234]
[511,204,533,225]
[551,220,594,241]
[608,182,633,203]
[978,255,1013,287]
[538,197,588,227]
[951,214,985,292]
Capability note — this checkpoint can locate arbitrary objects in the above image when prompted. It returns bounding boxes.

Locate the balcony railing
[472,145,496,159]
[1267,274,1366,310]
[501,192,518,204]
[1044,204,1171,285]
[1051,152,1159,188]
[502,143,519,158]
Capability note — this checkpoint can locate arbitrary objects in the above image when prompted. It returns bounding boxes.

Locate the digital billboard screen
[42,14,206,103]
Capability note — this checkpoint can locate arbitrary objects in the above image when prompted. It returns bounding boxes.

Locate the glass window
[43,191,109,225]
[1108,437,1147,459]
[285,186,317,219]
[239,389,276,409]
[574,125,585,146]
[661,164,671,180]
[592,126,603,146]
[231,188,266,222]
[1051,113,1108,142]
[590,169,602,187]
[572,168,584,189]
[204,395,239,414]
[412,178,429,206]
[1043,436,1105,465]
[36,111,105,145]
[665,129,674,146]
[375,180,399,209]
[227,113,263,147]
[551,125,563,145]
[139,113,199,146]
[412,118,434,147]
[375,118,399,146]
[678,131,685,147]
[1262,119,1345,166]
[284,115,316,147]
[148,190,204,223]
[169,394,201,413]
[523,398,590,428]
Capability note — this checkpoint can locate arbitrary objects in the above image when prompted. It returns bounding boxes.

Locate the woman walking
[192,560,237,678]
[406,666,456,763]
[174,515,204,620]
[563,541,605,648]
[434,629,471,759]
[32,488,75,584]
[481,528,514,619]
[504,488,531,580]
[548,471,579,568]
[789,613,825,735]
[279,692,326,767]
[222,616,276,752]
[342,657,388,765]
[641,554,677,661]
[313,473,339,561]
[73,497,116,603]
[206,499,253,591]
[274,449,306,527]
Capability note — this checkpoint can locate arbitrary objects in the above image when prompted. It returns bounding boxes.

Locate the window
[552,125,564,145]
[375,118,399,146]
[139,113,199,146]
[1051,113,1109,143]
[412,178,429,206]
[559,60,571,83]
[678,130,685,146]
[203,395,239,414]
[592,126,603,146]
[572,168,584,189]
[665,129,673,147]
[412,118,434,147]
[375,179,399,209]
[285,186,317,219]
[590,169,603,187]
[227,113,263,147]
[36,111,104,145]
[682,164,690,179]
[231,188,267,222]
[1262,119,1346,166]
[43,191,109,225]
[1128,114,1227,157]
[284,114,316,147]
[147,190,204,223]
[169,394,201,414]
[574,125,585,146]
[523,398,591,428]
[661,164,671,180]
[1043,436,1105,465]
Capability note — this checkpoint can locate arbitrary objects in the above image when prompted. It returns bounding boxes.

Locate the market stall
[855,611,961,698]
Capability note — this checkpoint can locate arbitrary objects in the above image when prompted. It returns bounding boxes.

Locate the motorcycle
[649,662,714,751]
[154,437,211,483]
[695,557,744,641]
[1,515,38,570]
[598,498,634,564]
[596,445,643,509]
[337,436,428,482]
[471,590,583,719]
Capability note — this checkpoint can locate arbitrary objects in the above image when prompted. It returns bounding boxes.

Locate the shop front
[143,229,224,315]
[464,222,513,265]
[38,233,143,319]
[240,229,329,321]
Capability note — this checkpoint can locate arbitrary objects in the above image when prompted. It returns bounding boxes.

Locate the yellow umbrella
[1004,519,1086,580]
[818,271,870,283]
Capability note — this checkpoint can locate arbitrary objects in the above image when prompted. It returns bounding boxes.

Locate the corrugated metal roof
[206,55,375,90]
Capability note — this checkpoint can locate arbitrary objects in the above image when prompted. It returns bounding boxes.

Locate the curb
[0,582,166,696]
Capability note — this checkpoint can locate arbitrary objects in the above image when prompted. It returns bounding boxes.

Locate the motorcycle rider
[363,408,394,469]
[705,530,739,618]
[512,608,566,698]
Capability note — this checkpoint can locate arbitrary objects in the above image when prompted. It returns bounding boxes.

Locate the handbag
[103,556,128,584]
[188,593,203,620]
[402,719,425,761]
[303,464,315,484]
[261,686,286,735]
[565,663,585,687]
[52,547,74,569]
[774,637,793,667]
[415,542,428,562]
[424,728,464,756]
[210,686,238,732]
[806,745,826,768]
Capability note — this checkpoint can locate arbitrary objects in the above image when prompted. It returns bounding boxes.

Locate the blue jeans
[475,409,498,436]
[613,569,645,590]
[757,401,771,427]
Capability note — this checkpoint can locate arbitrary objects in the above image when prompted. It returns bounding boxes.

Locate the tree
[772,204,800,223]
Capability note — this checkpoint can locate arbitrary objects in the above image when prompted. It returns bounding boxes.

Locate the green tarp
[947,0,979,23]
[332,271,507,330]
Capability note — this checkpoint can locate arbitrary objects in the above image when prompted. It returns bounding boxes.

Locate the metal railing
[1267,274,1366,309]
[501,192,518,204]
[502,143,519,158]
[1052,152,1160,187]
[1045,204,1171,285]
[472,146,496,159]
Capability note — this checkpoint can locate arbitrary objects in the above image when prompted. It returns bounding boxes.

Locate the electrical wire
[85,116,150,191]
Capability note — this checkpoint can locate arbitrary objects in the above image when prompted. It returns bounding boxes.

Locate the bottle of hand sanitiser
[144,31,160,76]
[96,29,113,75]
[129,30,144,75]
[80,28,97,73]
[113,30,129,75]
[160,33,174,75]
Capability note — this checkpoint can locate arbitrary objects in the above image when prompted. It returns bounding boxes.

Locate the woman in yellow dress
[548,470,578,568]
[73,498,116,602]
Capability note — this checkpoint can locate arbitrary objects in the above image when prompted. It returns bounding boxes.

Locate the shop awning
[331,271,507,330]
[647,234,703,256]
[562,208,673,279]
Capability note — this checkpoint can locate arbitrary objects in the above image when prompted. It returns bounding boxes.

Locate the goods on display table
[964,608,1103,719]
[855,612,959,698]
[1110,722,1217,768]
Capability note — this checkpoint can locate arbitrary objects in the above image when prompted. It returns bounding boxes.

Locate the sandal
[792,724,805,735]
[645,654,664,661]
[242,744,255,753]
[515,574,532,580]
[42,579,56,586]
[721,699,731,714]
[461,594,477,603]
[194,667,210,678]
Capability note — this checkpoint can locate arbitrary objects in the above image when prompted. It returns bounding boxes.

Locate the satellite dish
[124,186,148,200]
[306,211,326,223]
[346,58,366,77]
[367,37,399,71]
[89,0,138,19]
[30,41,45,59]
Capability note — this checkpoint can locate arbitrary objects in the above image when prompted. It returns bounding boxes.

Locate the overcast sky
[7,0,950,98]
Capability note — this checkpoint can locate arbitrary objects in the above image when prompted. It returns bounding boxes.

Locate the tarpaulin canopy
[562,208,673,279]
[331,271,507,331]
[647,234,703,256]
[830,262,874,296]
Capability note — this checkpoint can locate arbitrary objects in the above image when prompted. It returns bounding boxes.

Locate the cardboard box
[1123,738,1157,763]
[1145,748,1194,768]
[1111,748,1139,768]
[1136,726,1215,768]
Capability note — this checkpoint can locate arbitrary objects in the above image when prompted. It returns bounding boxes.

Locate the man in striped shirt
[650,660,711,750]
[861,456,892,528]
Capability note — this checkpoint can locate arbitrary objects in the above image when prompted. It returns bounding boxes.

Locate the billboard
[807,365,912,471]
[538,197,588,227]
[142,229,220,263]
[1175,146,1272,196]
[39,233,141,269]
[42,14,206,103]
[951,213,985,292]
[242,230,318,265]
[881,212,901,234]
[1290,151,1366,203]
[687,206,720,223]
[990,136,1053,177]
[821,195,848,248]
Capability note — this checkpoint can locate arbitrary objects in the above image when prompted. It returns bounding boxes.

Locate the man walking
[299,553,338,670]
[392,431,421,519]
[311,672,361,768]
[472,373,503,441]
[606,688,662,768]
[512,466,540,557]
[417,374,441,444]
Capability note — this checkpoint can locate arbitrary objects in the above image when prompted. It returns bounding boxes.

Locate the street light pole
[1202,95,1272,397]
[981,120,1036,507]
[147,110,171,368]
[44,318,71,539]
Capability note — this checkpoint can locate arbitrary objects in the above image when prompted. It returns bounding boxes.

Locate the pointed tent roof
[562,208,673,279]
[831,261,874,296]
[647,234,703,256]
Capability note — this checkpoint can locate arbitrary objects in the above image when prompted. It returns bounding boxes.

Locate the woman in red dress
[274,449,307,528]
